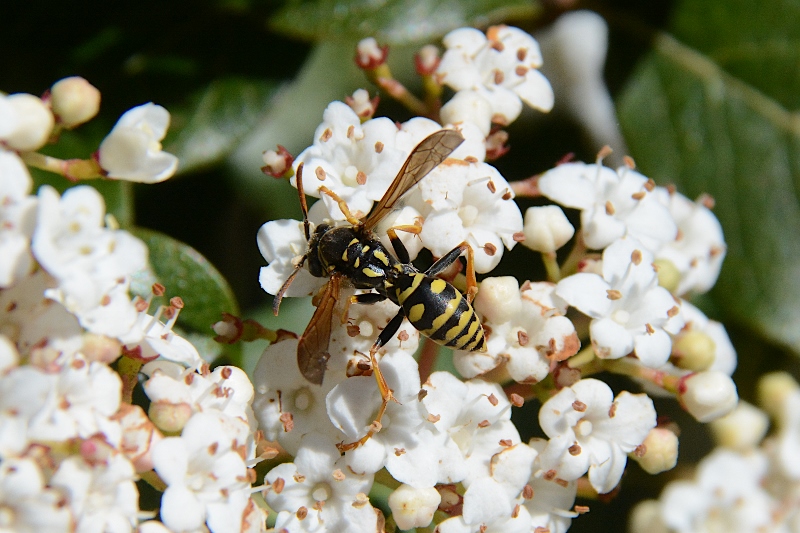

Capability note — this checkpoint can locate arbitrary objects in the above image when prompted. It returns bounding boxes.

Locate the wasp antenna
[296,163,312,241]
[272,256,307,316]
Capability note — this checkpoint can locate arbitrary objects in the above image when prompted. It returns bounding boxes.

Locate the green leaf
[132,228,241,360]
[166,77,278,174]
[618,23,800,352]
[269,0,538,44]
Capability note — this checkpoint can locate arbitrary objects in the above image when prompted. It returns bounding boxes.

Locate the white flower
[98,103,178,183]
[439,90,494,137]
[523,445,578,533]
[678,370,738,423]
[257,218,325,299]
[264,432,377,533]
[416,160,522,273]
[153,411,252,533]
[122,301,204,368]
[458,277,578,382]
[50,454,139,533]
[292,101,406,221]
[653,187,726,296]
[537,378,657,493]
[556,237,684,366]
[32,185,146,338]
[773,388,800,480]
[437,26,554,125]
[538,161,677,251]
[0,150,37,288]
[1,93,55,151]
[0,458,73,533]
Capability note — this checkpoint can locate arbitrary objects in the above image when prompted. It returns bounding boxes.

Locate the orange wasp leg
[318,186,362,226]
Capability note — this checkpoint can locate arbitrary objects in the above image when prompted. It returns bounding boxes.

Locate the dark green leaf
[166,78,278,174]
[618,32,800,353]
[269,0,537,44]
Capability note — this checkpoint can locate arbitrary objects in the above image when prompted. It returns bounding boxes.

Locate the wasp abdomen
[395,273,485,352]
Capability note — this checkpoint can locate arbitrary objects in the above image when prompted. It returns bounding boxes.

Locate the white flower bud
[387,484,440,530]
[653,257,681,294]
[3,93,54,151]
[629,500,669,533]
[709,400,769,451]
[679,371,738,422]
[148,401,193,434]
[631,427,678,474]
[416,44,440,74]
[345,88,376,118]
[440,90,493,136]
[671,330,716,371]
[522,205,575,253]
[355,37,386,69]
[474,276,521,324]
[50,76,101,128]
[756,371,799,421]
[0,334,19,372]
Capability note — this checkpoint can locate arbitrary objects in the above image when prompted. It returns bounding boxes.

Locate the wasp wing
[362,129,464,231]
[297,274,342,385]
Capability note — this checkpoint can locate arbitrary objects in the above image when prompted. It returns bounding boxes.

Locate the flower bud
[629,500,669,533]
[709,400,768,451]
[415,44,441,75]
[440,90,492,136]
[344,88,378,119]
[261,145,293,178]
[678,370,738,422]
[756,371,799,421]
[631,427,678,474]
[522,205,575,253]
[653,257,681,294]
[670,330,715,371]
[148,400,193,434]
[81,333,122,364]
[50,76,101,128]
[387,484,440,530]
[474,276,521,324]
[0,335,19,372]
[355,37,388,70]
[3,93,54,151]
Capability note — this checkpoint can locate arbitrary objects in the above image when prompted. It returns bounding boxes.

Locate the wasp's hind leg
[337,309,406,452]
[386,225,421,264]
[426,241,478,303]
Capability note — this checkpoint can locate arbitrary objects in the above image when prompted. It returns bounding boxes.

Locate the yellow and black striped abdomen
[394,273,485,352]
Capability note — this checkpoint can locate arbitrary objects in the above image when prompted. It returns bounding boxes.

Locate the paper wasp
[273,129,486,449]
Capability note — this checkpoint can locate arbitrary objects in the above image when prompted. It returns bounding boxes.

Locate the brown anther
[100,294,111,306]
[487,180,496,193]
[346,125,355,139]
[572,400,587,412]
[568,443,582,456]
[522,484,534,499]
[517,48,527,61]
[272,477,285,494]
[634,444,647,458]
[247,468,258,484]
[152,283,166,296]
[512,503,521,518]
[483,243,497,256]
[510,393,524,407]
[487,393,499,406]
[608,402,618,418]
[517,330,529,346]
[631,249,643,265]
[632,191,646,200]
[597,145,613,161]
[296,506,308,519]
[667,305,681,318]
[427,414,441,423]
[644,178,656,191]
[280,412,294,432]
[356,171,367,185]
[313,500,324,511]
[493,70,504,85]
[293,473,306,483]
[397,330,409,342]
[605,200,615,215]
[465,155,479,163]
[346,324,360,337]
[499,439,513,447]
[606,289,622,300]
[71,358,86,369]
[543,469,557,481]
[207,442,219,456]
[5,301,17,312]
[490,40,505,52]
[418,389,428,401]
[478,420,491,428]
[502,191,513,200]
[534,527,551,533]
[332,469,346,481]
[515,66,528,77]
[513,232,525,242]
[574,505,590,514]
[555,478,569,487]
[315,166,327,181]
[690,257,700,267]
[184,373,195,385]
[374,141,384,153]
[394,448,406,456]
[320,128,332,142]
[645,323,655,335]
[353,492,370,508]
[170,296,184,309]
[623,155,636,169]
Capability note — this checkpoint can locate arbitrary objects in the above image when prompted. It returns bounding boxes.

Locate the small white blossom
[257,218,325,299]
[525,440,579,533]
[556,237,684,366]
[539,161,677,251]
[538,378,657,493]
[98,103,178,183]
[0,458,73,532]
[0,150,37,288]
[437,26,554,125]
[121,298,203,368]
[1,93,55,151]
[439,90,494,137]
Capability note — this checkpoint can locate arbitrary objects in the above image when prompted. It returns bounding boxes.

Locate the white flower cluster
[254,24,740,533]
[631,374,800,533]
[0,82,265,533]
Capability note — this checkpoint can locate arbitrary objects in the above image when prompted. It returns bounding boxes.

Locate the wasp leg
[386,224,421,264]
[318,186,362,226]
[351,293,387,305]
[426,241,478,303]
[337,310,405,452]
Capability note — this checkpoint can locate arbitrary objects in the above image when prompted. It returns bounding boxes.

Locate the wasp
[273,130,486,450]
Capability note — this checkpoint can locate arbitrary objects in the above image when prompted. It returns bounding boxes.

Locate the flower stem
[20,151,103,180]
[541,251,561,282]
[140,470,167,492]
[510,174,541,197]
[560,230,587,278]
